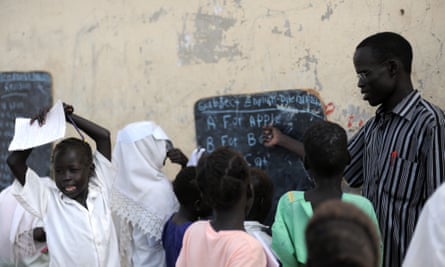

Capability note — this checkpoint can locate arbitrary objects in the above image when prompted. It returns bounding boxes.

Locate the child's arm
[167,148,188,168]
[262,125,305,158]
[8,107,50,185]
[7,148,33,186]
[64,103,111,161]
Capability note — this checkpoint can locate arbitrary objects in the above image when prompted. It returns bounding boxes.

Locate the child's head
[303,121,350,177]
[305,200,380,267]
[246,167,274,223]
[196,146,252,212]
[51,137,94,200]
[173,166,211,219]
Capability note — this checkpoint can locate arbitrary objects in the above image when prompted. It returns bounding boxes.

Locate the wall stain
[296,49,323,91]
[271,19,292,37]
[149,8,167,23]
[341,104,372,133]
[177,9,241,65]
[321,3,333,21]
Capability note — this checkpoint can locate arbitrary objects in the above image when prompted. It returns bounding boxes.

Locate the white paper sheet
[8,100,66,151]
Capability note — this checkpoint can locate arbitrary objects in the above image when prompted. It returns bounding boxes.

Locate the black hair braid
[197,146,249,211]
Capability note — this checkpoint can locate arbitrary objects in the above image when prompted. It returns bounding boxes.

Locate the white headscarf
[111,121,179,241]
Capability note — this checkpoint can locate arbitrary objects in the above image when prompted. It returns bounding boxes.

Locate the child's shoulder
[279,190,305,204]
[342,193,374,210]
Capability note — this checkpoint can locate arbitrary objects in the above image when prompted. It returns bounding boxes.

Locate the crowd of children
[2,31,445,267]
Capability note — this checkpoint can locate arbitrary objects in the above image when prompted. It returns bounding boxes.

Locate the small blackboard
[0,72,52,191]
[194,89,326,225]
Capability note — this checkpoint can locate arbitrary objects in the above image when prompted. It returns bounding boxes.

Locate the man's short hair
[357,32,413,74]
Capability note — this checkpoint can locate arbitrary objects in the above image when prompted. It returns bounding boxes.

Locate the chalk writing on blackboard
[194,89,326,225]
[0,72,52,191]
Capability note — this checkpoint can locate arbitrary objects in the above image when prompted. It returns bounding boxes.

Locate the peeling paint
[272,19,292,37]
[325,102,335,116]
[321,3,333,21]
[341,104,373,133]
[214,4,223,15]
[149,8,167,23]
[296,49,323,90]
[283,19,292,37]
[177,9,241,65]
[416,79,424,91]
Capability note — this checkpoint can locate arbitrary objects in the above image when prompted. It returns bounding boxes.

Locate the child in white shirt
[7,103,120,267]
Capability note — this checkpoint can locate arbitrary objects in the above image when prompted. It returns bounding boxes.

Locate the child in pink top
[176,146,266,267]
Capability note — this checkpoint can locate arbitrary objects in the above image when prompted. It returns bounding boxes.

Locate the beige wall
[1,0,444,177]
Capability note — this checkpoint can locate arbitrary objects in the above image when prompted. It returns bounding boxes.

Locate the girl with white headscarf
[111,121,179,267]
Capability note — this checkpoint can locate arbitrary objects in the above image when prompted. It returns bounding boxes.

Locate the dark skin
[303,168,343,210]
[263,128,347,209]
[33,227,47,242]
[7,103,111,209]
[262,124,305,158]
[353,46,413,111]
[210,183,254,232]
[171,203,199,224]
[166,148,188,168]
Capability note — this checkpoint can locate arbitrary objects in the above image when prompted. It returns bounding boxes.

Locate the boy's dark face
[53,148,91,202]
[353,46,395,108]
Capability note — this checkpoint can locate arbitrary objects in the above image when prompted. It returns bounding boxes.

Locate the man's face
[353,47,395,107]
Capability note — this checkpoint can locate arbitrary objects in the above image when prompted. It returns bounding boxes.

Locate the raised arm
[167,148,189,168]
[7,148,33,186]
[64,103,111,161]
[262,125,305,158]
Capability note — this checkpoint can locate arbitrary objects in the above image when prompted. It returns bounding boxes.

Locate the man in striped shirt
[345,32,445,267]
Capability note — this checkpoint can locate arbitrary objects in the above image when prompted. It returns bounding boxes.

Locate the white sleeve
[92,151,117,199]
[403,186,445,267]
[11,169,50,219]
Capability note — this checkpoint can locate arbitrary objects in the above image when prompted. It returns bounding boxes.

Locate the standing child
[7,103,120,267]
[176,146,267,267]
[162,165,211,267]
[244,167,279,267]
[271,121,382,267]
[111,121,181,267]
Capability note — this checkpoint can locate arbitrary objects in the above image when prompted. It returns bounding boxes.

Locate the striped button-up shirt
[344,90,445,267]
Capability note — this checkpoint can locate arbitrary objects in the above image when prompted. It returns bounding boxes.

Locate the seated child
[7,103,120,267]
[305,200,381,267]
[244,167,279,267]
[271,121,382,267]
[176,146,267,267]
[162,166,211,267]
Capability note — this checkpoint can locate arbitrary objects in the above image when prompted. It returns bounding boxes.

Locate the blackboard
[194,89,326,225]
[0,72,52,191]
